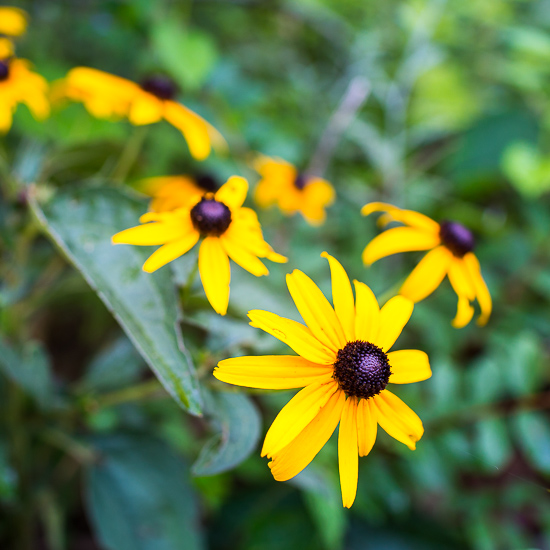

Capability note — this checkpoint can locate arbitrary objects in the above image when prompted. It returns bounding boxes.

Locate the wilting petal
[451,295,475,329]
[362,226,441,266]
[356,398,377,457]
[376,296,414,352]
[286,269,346,352]
[214,355,334,390]
[215,176,249,210]
[269,389,345,481]
[247,310,336,365]
[464,252,492,326]
[353,280,380,344]
[373,390,423,450]
[338,396,359,508]
[321,252,355,341]
[262,381,338,457]
[448,258,476,300]
[361,202,440,232]
[220,234,269,277]
[399,246,453,303]
[387,350,431,384]
[198,237,231,315]
[142,231,199,273]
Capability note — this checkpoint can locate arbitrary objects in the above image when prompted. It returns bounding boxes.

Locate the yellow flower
[0,7,28,37]
[253,154,335,225]
[60,67,224,161]
[112,176,287,315]
[362,202,492,328]
[0,57,49,132]
[139,173,219,213]
[214,253,430,508]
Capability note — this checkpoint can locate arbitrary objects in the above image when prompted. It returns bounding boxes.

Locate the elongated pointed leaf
[29,186,202,415]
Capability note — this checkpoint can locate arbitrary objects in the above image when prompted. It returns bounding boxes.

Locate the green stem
[91,378,165,410]
[41,429,98,466]
[111,126,149,183]
[180,259,200,306]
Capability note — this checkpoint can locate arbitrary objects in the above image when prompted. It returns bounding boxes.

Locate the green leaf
[85,434,204,550]
[474,417,512,471]
[0,338,54,409]
[192,391,261,477]
[151,20,218,91]
[513,412,550,474]
[29,186,202,415]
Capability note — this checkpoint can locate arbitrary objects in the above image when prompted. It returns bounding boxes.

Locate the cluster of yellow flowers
[3,6,492,509]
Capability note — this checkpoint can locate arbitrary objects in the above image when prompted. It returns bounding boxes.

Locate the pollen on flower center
[333,340,391,399]
[140,76,177,100]
[294,173,309,190]
[0,61,9,81]
[190,197,232,236]
[439,220,475,257]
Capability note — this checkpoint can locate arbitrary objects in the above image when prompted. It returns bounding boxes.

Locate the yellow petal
[451,296,475,329]
[142,231,199,273]
[267,251,288,263]
[0,7,28,37]
[376,296,414,352]
[286,269,346,352]
[399,246,453,303]
[220,234,269,277]
[0,104,13,133]
[361,202,440,232]
[215,176,249,210]
[353,280,380,343]
[0,38,14,59]
[112,219,191,245]
[387,350,431,384]
[198,237,231,315]
[262,381,338,457]
[321,252,355,342]
[362,226,441,266]
[356,398,377,457]
[373,390,423,450]
[269,389,345,481]
[447,258,476,301]
[464,253,492,326]
[214,355,334,390]
[338,396,359,508]
[247,310,336,365]
[128,92,164,125]
[163,100,212,161]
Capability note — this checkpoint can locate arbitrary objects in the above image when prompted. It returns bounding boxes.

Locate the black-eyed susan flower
[0,56,49,132]
[362,202,492,329]
[0,7,28,37]
[214,253,430,508]
[253,154,335,226]
[139,173,219,213]
[60,67,224,161]
[112,176,287,315]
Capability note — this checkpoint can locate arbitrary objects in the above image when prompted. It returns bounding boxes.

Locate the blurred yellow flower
[112,176,287,315]
[0,7,28,37]
[253,154,335,225]
[59,67,224,161]
[0,57,49,132]
[139,173,219,213]
[362,202,492,328]
[215,253,430,508]
[0,38,14,59]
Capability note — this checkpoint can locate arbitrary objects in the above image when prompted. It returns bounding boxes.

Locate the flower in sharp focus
[361,202,492,329]
[0,56,49,132]
[253,154,335,225]
[0,7,28,37]
[112,176,287,315]
[59,67,225,161]
[214,253,430,508]
[139,173,219,213]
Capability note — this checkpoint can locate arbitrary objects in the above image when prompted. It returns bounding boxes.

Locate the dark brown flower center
[194,173,219,193]
[439,220,475,258]
[190,197,231,236]
[333,340,391,399]
[0,61,9,82]
[294,173,309,190]
[140,76,177,100]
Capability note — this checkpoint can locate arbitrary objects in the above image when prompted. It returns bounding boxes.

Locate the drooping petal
[247,310,336,365]
[269,389,346,481]
[361,202,441,232]
[214,355,334,390]
[463,253,492,326]
[362,226,441,266]
[262,381,338,457]
[215,176,249,210]
[447,258,476,301]
[353,280,380,343]
[376,296,414,352]
[220,234,269,277]
[451,295,475,329]
[338,396,359,508]
[286,269,346,352]
[142,231,199,273]
[198,237,231,315]
[373,390,424,450]
[321,252,355,341]
[387,350,432,384]
[356,398,377,457]
[399,246,453,303]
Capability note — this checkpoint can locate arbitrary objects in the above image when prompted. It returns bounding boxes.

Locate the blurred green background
[1,0,550,549]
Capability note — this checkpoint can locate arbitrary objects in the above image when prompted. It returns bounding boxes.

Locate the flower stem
[111,126,149,183]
